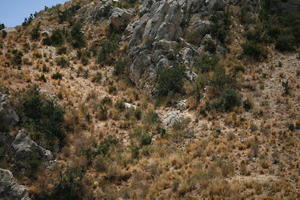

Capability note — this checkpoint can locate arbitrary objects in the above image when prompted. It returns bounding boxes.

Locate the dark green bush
[194,54,219,73]
[113,60,127,76]
[97,135,118,155]
[1,30,7,38]
[242,41,266,60]
[275,34,295,52]
[96,104,108,121]
[97,34,120,64]
[101,96,112,105]
[58,4,81,23]
[0,23,4,30]
[92,72,102,83]
[17,85,65,145]
[35,167,85,200]
[156,65,185,96]
[210,66,237,92]
[144,110,160,127]
[115,100,125,112]
[56,56,70,68]
[52,72,63,80]
[108,86,117,95]
[11,49,23,66]
[57,46,67,55]
[69,22,85,48]
[139,133,152,146]
[209,88,241,112]
[209,11,231,43]
[31,23,41,40]
[43,29,65,46]
[203,40,217,54]
[22,14,34,26]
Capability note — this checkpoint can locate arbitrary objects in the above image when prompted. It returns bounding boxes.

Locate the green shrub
[1,30,7,38]
[97,34,120,64]
[31,23,41,40]
[52,72,63,80]
[43,29,65,46]
[194,54,219,73]
[101,96,112,105]
[69,22,85,48]
[113,60,127,76]
[58,4,81,23]
[22,13,34,26]
[57,46,67,55]
[115,100,125,111]
[144,110,160,127]
[209,11,231,43]
[92,72,102,83]
[209,88,241,112]
[210,66,237,92]
[96,104,108,121]
[242,41,266,60]
[156,65,185,96]
[108,86,117,95]
[203,40,217,54]
[0,23,5,30]
[139,133,152,146]
[11,49,23,66]
[275,34,295,52]
[97,135,118,155]
[55,56,70,68]
[17,85,65,145]
[36,167,85,200]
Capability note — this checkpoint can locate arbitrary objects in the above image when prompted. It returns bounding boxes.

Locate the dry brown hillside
[0,0,299,199]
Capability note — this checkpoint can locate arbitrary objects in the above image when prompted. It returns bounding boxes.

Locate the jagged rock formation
[125,0,229,91]
[0,168,31,200]
[12,130,53,162]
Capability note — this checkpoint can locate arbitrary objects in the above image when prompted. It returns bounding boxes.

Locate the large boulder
[0,93,19,132]
[12,130,53,162]
[0,168,31,200]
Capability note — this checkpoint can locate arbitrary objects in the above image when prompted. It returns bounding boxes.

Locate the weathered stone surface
[12,130,53,162]
[0,168,31,200]
[162,110,183,127]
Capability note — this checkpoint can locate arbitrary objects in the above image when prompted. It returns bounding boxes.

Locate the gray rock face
[0,168,31,200]
[162,110,183,127]
[12,130,53,162]
[128,0,187,90]
[110,8,133,31]
[127,0,221,91]
[0,93,19,132]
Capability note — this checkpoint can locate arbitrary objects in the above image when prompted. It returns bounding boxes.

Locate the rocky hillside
[0,0,299,199]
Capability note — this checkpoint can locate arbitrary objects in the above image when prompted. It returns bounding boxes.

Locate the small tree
[156,65,185,96]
